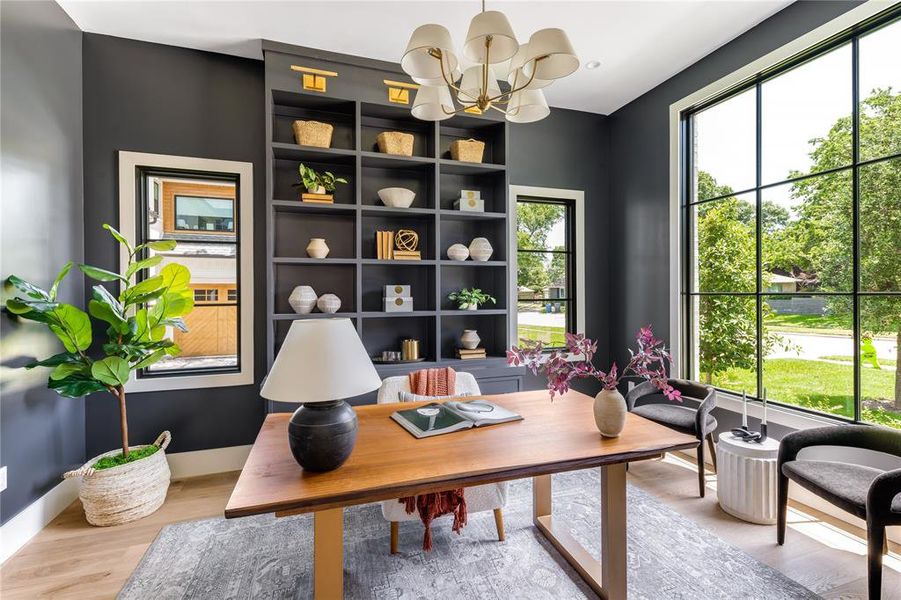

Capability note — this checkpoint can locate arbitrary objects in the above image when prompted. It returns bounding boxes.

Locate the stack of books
[301,193,334,204]
[456,347,487,360]
[393,250,421,261]
[376,231,394,260]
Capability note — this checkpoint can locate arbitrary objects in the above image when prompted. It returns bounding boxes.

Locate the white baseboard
[0,477,80,564]
[0,444,252,565]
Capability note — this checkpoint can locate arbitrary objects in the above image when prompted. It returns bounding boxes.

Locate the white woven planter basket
[64,431,172,527]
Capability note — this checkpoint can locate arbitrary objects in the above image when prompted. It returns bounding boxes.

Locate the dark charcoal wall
[509,111,610,393]
[82,34,267,456]
[0,0,85,524]
[607,1,861,371]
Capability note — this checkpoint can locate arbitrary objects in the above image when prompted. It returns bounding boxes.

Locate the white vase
[593,389,627,438]
[288,285,317,314]
[468,237,493,261]
[317,293,341,314]
[447,243,469,261]
[307,185,326,194]
[306,238,330,259]
[460,329,480,350]
[459,303,479,311]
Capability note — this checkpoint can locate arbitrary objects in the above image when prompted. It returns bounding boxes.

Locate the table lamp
[260,319,381,471]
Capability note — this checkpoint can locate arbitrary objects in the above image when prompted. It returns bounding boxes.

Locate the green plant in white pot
[4,224,194,526]
[447,287,496,311]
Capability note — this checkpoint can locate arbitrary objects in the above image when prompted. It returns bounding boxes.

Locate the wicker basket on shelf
[450,138,485,163]
[376,131,414,156]
[292,120,333,148]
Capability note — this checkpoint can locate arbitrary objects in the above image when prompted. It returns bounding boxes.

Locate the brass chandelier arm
[484,55,544,103]
[431,48,478,102]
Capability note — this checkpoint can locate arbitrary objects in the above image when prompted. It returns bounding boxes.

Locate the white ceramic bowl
[377,187,415,208]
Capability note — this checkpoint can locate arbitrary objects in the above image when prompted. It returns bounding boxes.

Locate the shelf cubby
[439,115,506,165]
[361,213,435,260]
[440,313,508,360]
[274,211,355,259]
[439,218,507,262]
[440,263,508,311]
[439,169,507,212]
[360,102,435,159]
[361,263,435,312]
[273,158,356,205]
[362,315,437,362]
[361,162,435,208]
[271,91,356,150]
[274,263,356,314]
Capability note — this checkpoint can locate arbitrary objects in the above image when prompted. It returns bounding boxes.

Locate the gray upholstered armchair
[777,425,901,600]
[626,379,718,497]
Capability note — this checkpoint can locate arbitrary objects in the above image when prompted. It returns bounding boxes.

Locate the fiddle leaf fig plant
[295,163,348,193]
[5,224,193,461]
[448,287,497,310]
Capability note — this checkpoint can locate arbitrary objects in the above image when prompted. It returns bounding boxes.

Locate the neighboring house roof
[769,273,802,284]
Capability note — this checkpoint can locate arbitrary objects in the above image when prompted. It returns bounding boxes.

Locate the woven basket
[64,431,172,527]
[292,120,333,148]
[376,131,414,156]
[450,138,485,163]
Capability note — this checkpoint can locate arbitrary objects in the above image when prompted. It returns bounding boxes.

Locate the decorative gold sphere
[395,229,419,251]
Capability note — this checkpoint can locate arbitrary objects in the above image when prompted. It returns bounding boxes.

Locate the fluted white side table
[717,433,781,524]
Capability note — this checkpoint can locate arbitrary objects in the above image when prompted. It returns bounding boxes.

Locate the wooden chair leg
[697,436,706,498]
[493,508,505,541]
[390,521,399,554]
[707,434,718,473]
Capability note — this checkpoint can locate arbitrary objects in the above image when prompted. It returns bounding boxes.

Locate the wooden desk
[226,390,697,599]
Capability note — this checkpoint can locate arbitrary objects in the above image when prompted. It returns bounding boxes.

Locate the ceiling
[58,0,793,115]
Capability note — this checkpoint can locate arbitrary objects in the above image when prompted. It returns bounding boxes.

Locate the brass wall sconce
[383,80,419,105]
[291,65,338,93]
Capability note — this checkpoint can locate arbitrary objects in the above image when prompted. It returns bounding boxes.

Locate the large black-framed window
[515,196,577,349]
[682,10,900,429]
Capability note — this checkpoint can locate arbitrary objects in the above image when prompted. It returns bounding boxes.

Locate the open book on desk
[391,399,523,439]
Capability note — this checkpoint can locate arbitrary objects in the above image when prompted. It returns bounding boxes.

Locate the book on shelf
[393,250,421,261]
[301,193,334,203]
[391,400,522,439]
[456,347,487,360]
[376,231,395,260]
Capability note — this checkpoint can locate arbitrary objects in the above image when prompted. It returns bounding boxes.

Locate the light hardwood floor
[1,454,898,599]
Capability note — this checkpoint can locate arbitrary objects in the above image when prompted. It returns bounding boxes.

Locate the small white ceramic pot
[307,185,326,194]
[468,237,493,261]
[460,329,480,350]
[459,303,479,311]
[288,285,318,314]
[306,238,330,259]
[594,389,627,438]
[317,293,341,314]
[447,243,470,261]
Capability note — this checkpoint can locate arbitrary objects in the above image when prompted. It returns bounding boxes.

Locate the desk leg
[601,463,627,600]
[313,508,343,600]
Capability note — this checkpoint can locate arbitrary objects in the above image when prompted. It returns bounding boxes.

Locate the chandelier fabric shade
[523,28,579,80]
[412,84,455,121]
[399,3,580,123]
[462,10,519,63]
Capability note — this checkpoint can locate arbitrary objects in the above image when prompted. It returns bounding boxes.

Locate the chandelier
[401,1,579,123]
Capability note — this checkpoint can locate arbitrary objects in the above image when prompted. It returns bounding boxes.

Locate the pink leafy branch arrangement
[506,326,682,402]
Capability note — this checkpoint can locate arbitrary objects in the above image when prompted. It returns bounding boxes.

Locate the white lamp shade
[506,89,550,123]
[523,28,579,80]
[507,43,553,90]
[260,319,381,404]
[463,10,519,64]
[412,63,462,86]
[457,65,501,105]
[402,24,459,83]
[411,84,455,121]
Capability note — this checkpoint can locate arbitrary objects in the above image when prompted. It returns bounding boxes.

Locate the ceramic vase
[306,238,330,259]
[459,302,479,311]
[317,293,341,314]
[468,237,493,261]
[447,243,469,261]
[288,285,318,314]
[307,185,326,194]
[460,329,480,350]
[593,389,627,438]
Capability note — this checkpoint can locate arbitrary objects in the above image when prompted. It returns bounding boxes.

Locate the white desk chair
[377,373,508,553]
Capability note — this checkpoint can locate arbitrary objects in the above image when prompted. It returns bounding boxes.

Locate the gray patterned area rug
[119,469,818,599]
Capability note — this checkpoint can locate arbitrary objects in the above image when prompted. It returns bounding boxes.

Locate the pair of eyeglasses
[731,427,762,442]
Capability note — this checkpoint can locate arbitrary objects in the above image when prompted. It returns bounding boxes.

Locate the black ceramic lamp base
[288,400,358,472]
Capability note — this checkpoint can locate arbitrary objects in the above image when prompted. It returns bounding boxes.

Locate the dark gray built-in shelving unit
[264,45,520,389]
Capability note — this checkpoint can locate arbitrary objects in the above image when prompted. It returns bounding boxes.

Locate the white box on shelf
[454,198,485,212]
[384,297,414,312]
[384,284,411,298]
[460,189,481,200]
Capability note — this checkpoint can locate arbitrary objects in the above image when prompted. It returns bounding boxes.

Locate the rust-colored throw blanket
[401,367,466,550]
[408,367,456,397]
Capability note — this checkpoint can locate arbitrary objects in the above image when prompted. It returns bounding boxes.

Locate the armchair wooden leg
[493,508,505,542]
[777,475,789,545]
[390,521,399,555]
[706,434,717,473]
[867,521,885,600]
[697,437,707,498]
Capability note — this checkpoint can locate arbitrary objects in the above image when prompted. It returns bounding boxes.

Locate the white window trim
[667,1,890,422]
[508,185,586,351]
[118,151,254,392]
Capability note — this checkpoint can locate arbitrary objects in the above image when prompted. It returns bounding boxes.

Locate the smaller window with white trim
[515,196,577,349]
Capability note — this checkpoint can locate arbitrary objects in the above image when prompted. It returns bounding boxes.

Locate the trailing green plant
[295,163,348,192]
[5,224,194,460]
[447,287,496,309]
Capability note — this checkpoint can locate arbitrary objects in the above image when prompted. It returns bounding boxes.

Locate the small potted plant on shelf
[448,287,496,311]
[507,326,681,438]
[295,163,348,195]
[4,224,195,526]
